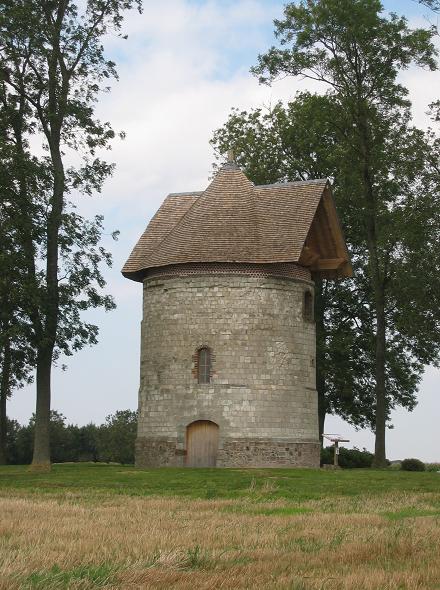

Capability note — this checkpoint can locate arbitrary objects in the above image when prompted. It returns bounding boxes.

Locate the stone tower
[122,161,351,468]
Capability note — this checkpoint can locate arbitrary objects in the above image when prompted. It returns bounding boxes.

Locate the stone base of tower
[217,439,320,468]
[135,437,179,468]
[135,436,320,468]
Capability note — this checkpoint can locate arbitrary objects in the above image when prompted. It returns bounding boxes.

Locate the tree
[67,423,100,462]
[251,0,438,465]
[0,0,141,470]
[211,95,362,436]
[9,419,34,465]
[211,94,440,442]
[98,410,137,464]
[8,410,73,463]
[7,413,102,464]
[418,1,440,11]
[0,96,39,463]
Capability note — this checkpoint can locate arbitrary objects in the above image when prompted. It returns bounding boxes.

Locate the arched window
[197,347,211,384]
[304,290,314,322]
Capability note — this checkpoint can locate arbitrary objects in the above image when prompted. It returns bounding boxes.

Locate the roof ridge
[166,179,328,198]
[167,191,203,197]
[257,179,328,189]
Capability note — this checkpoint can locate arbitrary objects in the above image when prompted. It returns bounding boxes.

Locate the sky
[8,0,440,462]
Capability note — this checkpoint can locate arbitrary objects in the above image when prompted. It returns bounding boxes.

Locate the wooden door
[186,421,219,467]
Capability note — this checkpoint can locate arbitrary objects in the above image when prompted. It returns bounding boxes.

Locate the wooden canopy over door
[186,421,219,467]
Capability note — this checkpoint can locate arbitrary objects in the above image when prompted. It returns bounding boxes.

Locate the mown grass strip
[1,463,440,502]
[382,508,440,520]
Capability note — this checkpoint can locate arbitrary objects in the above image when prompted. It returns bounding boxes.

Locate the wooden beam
[299,246,320,266]
[316,198,337,256]
[322,189,349,259]
[312,257,346,270]
[300,186,353,278]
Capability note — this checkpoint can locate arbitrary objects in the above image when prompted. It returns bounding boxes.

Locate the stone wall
[218,440,320,468]
[135,438,320,468]
[136,269,319,468]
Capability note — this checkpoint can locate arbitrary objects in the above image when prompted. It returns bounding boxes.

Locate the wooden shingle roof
[122,163,352,282]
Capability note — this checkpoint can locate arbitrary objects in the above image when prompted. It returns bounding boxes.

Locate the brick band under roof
[143,262,312,283]
[122,163,351,282]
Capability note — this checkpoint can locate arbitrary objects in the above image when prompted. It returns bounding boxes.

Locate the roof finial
[227,148,235,163]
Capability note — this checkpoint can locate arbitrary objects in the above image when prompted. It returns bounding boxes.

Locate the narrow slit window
[198,347,211,384]
[304,290,314,322]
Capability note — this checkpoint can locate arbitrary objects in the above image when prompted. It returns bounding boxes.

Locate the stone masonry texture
[136,269,320,468]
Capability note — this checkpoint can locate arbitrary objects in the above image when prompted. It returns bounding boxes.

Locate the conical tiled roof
[122,163,352,281]
[146,163,259,266]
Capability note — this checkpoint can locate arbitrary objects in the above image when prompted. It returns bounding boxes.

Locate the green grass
[23,564,117,589]
[0,462,439,502]
[1,464,440,589]
[383,507,440,520]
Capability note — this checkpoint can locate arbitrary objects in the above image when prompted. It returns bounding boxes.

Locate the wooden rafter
[299,186,352,278]
[311,258,346,271]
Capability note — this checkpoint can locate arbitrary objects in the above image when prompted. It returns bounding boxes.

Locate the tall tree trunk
[317,377,326,442]
[28,8,68,466]
[314,278,327,442]
[0,340,11,465]
[10,93,52,471]
[0,392,6,465]
[30,12,66,469]
[366,233,388,467]
[30,129,64,470]
[358,107,388,467]
[31,347,52,469]
[363,190,388,468]
[372,287,387,467]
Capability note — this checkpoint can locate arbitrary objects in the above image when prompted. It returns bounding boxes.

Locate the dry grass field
[0,464,439,590]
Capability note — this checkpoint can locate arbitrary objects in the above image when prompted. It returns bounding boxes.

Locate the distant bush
[425,463,440,472]
[5,409,137,465]
[388,462,401,470]
[401,458,425,472]
[321,446,373,468]
[98,410,137,465]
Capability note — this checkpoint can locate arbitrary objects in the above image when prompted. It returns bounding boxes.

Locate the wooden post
[334,441,339,467]
[322,434,349,469]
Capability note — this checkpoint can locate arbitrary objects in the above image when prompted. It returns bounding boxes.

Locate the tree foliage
[249,0,439,465]
[6,410,137,465]
[321,446,374,468]
[0,88,40,463]
[418,0,440,12]
[98,410,138,465]
[211,94,440,440]
[0,0,141,467]
[400,458,426,471]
